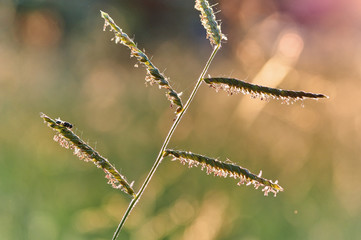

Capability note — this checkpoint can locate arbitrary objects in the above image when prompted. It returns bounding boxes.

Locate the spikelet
[41,113,136,197]
[195,0,227,47]
[100,11,183,114]
[164,149,283,197]
[204,77,328,104]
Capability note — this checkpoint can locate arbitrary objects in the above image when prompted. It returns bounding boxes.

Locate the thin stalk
[112,44,221,240]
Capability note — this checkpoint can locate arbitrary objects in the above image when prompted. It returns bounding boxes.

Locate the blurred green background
[1,0,360,239]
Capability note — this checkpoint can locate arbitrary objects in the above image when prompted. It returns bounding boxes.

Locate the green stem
[112,44,221,240]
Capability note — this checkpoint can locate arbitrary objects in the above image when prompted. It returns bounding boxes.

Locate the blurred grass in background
[1,0,361,239]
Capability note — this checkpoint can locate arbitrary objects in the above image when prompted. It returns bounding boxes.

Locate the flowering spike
[41,113,136,197]
[195,0,227,47]
[204,77,328,104]
[164,149,283,197]
[100,11,183,114]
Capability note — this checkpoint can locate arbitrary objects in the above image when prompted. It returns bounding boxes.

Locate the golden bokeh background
[1,0,361,239]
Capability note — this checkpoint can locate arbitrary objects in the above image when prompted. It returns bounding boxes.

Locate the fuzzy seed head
[204,77,328,104]
[100,10,183,114]
[195,0,227,46]
[41,113,136,197]
[164,149,283,197]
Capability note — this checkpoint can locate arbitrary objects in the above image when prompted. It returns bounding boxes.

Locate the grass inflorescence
[101,11,183,114]
[41,113,135,197]
[164,149,283,197]
[195,0,227,47]
[204,77,328,104]
[41,1,329,238]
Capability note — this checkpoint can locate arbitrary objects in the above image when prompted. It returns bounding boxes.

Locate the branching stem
[112,44,221,240]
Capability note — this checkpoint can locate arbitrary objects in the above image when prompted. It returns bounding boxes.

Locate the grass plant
[41,1,328,239]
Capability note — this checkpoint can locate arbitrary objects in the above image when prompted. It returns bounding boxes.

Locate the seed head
[195,0,227,47]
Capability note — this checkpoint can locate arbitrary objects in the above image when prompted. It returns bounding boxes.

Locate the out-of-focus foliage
[0,0,360,239]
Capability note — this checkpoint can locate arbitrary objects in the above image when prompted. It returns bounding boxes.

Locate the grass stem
[112,44,221,240]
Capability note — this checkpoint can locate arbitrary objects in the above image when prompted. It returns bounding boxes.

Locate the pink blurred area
[280,0,361,25]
